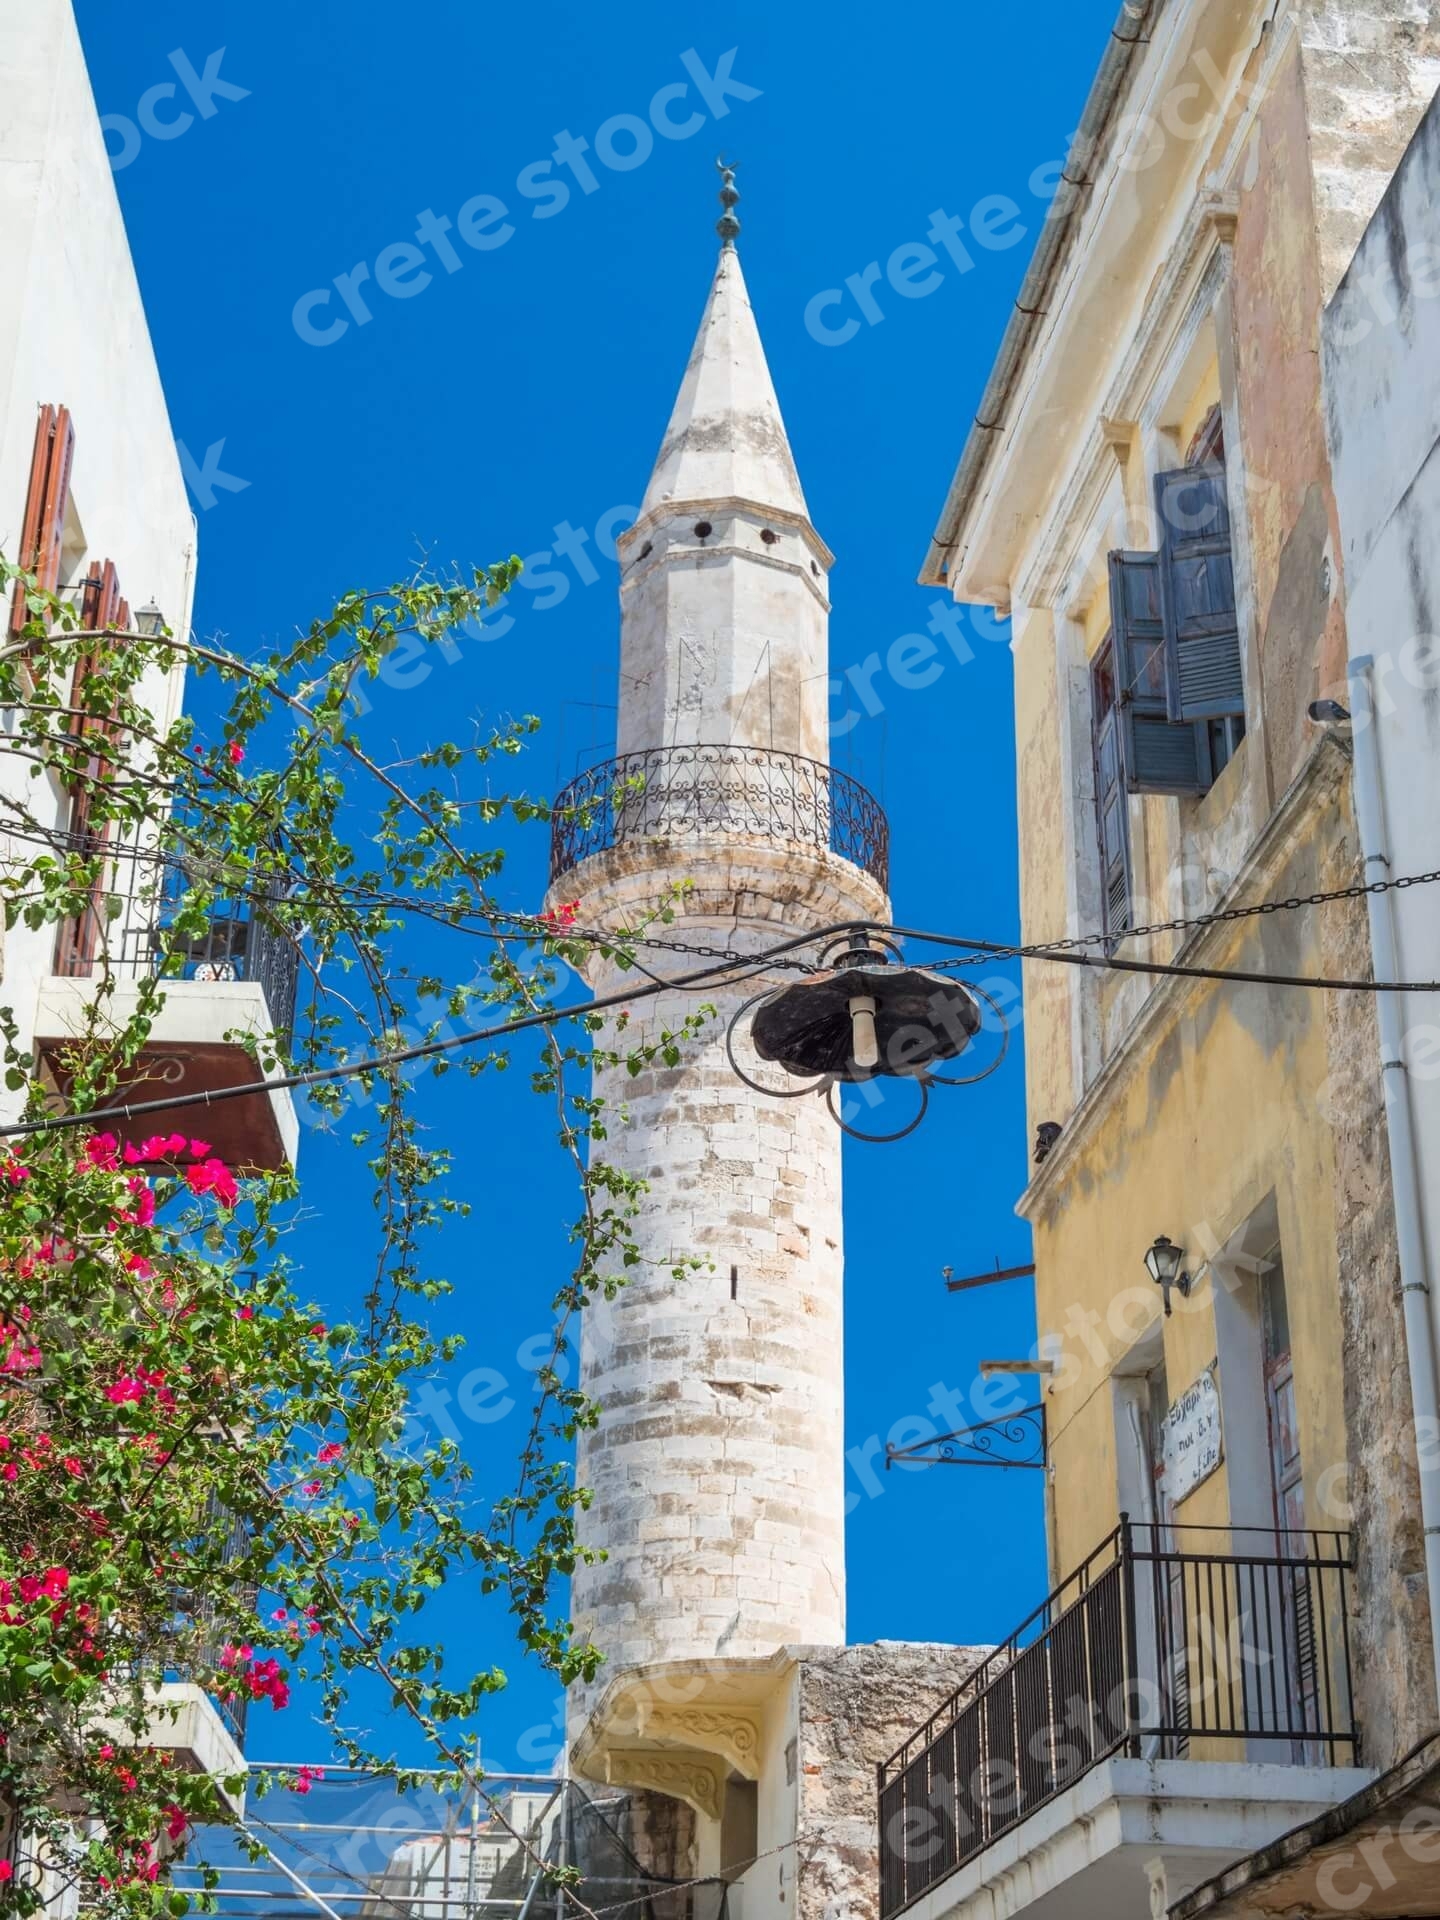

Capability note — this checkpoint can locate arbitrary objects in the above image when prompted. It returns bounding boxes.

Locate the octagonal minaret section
[548,232,889,1722]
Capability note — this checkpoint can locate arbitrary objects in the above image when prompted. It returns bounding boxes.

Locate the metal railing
[877,1520,1356,1918]
[548,744,889,890]
[50,831,299,1050]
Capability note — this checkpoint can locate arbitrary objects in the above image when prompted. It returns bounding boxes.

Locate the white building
[0,2,296,1175]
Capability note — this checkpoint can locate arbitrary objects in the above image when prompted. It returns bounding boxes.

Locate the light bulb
[849,994,879,1070]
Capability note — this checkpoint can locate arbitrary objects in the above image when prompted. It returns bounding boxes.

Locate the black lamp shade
[751,961,980,1083]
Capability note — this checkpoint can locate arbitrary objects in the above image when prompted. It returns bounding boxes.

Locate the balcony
[33,834,300,1172]
[877,1523,1373,1920]
[549,744,890,890]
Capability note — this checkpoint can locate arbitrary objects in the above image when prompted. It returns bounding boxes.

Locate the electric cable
[3,904,1438,1143]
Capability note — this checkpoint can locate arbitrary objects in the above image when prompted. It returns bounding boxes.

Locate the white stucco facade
[0,3,195,1100]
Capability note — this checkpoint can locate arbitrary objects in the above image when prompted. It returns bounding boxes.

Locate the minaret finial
[715,154,740,249]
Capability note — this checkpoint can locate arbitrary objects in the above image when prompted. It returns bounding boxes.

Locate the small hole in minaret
[760,528,778,545]
[693,521,713,541]
[730,1265,738,1300]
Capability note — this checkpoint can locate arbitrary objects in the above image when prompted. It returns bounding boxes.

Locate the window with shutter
[1090,638,1131,941]
[1107,550,1211,796]
[1154,464,1245,724]
[55,562,124,979]
[8,404,75,637]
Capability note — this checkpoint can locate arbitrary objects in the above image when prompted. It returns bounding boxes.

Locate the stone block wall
[792,1643,990,1920]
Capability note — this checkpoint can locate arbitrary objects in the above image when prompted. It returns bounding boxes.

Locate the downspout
[1346,655,1440,1700]
[920,0,1159,588]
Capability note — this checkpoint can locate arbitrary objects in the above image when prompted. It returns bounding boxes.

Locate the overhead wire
[2,881,1439,1141]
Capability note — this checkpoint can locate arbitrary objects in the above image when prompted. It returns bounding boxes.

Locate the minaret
[550,169,889,1763]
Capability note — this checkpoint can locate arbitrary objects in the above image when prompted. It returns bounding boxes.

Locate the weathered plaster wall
[1228,33,1348,804]
[1323,77,1440,1762]
[1011,606,1075,1139]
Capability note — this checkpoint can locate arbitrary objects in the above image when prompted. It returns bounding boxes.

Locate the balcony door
[1145,1363,1192,1757]
[1261,1251,1320,1758]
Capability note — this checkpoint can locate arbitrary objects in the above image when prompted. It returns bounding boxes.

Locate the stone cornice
[1015,732,1354,1221]
[617,496,835,572]
[1014,192,1238,614]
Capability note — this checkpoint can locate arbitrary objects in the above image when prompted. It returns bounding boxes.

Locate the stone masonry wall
[1298,0,1440,303]
[561,838,888,1734]
[792,1644,991,1920]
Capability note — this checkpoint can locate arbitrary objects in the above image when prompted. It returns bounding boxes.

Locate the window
[1100,455,1246,801]
[1091,636,1131,940]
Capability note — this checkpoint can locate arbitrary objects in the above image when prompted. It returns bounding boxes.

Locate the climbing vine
[0,557,707,1915]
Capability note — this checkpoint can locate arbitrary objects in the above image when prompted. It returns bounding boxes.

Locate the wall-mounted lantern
[1143,1234,1192,1316]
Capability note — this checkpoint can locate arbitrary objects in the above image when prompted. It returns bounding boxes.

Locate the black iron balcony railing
[50,831,299,1050]
[548,744,889,891]
[877,1521,1357,1919]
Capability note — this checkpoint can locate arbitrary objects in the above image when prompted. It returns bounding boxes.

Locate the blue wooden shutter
[1154,464,1244,722]
[1108,551,1209,795]
[1092,647,1131,938]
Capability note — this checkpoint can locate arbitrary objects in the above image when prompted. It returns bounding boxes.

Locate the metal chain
[926,867,1440,970]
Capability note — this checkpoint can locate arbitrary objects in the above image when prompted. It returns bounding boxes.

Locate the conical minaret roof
[640,244,809,521]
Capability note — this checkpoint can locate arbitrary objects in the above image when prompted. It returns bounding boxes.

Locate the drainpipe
[1346,654,1440,1700]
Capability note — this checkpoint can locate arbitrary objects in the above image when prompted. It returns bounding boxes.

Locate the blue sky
[74,0,1116,1771]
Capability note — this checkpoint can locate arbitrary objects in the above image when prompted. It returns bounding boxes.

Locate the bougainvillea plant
[0,557,709,1915]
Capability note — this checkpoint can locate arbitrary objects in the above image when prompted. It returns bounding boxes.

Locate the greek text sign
[1164,1367,1223,1504]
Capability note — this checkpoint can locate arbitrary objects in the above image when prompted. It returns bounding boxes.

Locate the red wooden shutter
[55,559,122,978]
[8,404,75,635]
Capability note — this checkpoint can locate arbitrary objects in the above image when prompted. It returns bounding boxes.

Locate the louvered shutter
[1091,652,1131,938]
[1154,465,1245,722]
[8,405,75,635]
[55,561,122,977]
[1108,551,1210,795]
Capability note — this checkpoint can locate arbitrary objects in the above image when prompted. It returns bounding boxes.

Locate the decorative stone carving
[638,1705,762,1778]
[603,1751,726,1823]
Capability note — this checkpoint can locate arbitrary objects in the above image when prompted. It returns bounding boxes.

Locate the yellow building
[880,4,1440,1919]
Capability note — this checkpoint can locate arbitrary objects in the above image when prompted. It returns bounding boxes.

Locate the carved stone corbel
[635,1705,761,1779]
[603,1750,726,1822]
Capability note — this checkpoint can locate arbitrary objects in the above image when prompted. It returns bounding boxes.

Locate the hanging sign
[1163,1366,1223,1504]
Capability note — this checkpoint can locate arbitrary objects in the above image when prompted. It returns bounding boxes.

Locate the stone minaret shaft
[554,242,888,1709]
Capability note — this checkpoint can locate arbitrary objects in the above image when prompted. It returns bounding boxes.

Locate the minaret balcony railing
[549,744,889,891]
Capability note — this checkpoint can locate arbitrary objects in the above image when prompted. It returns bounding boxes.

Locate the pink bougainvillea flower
[105,1378,146,1405]
[0,1860,13,1881]
[189,1139,212,1157]
[316,1442,343,1464]
[186,1156,239,1209]
[236,1305,254,1321]
[165,1805,188,1841]
[62,1457,84,1478]
[83,1134,121,1171]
